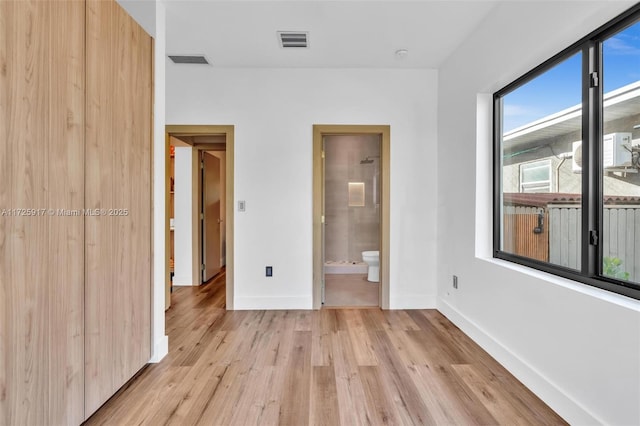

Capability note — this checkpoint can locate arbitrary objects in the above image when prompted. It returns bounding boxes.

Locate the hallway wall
[173,146,199,286]
[167,68,437,309]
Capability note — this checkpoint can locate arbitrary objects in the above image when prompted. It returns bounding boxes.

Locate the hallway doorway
[313,125,390,309]
[165,125,235,310]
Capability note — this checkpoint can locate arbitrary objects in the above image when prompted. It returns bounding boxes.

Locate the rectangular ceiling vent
[168,55,209,65]
[278,32,309,48]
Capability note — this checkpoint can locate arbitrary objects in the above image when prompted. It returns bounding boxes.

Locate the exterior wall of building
[503,121,640,196]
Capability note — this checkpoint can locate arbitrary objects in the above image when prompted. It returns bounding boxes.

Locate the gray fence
[549,205,640,282]
[548,207,582,270]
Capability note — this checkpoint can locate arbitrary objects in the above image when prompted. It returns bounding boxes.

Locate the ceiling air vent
[278,32,309,48]
[168,55,209,65]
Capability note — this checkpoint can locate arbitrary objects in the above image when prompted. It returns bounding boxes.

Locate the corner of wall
[151,0,168,364]
[436,297,603,425]
[149,335,169,363]
[475,93,493,259]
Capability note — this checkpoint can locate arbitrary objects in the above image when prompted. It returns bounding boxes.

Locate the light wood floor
[84,271,566,426]
[324,274,379,307]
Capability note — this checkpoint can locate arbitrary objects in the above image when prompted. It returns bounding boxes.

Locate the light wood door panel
[203,152,221,281]
[85,0,116,412]
[85,0,152,417]
[1,3,50,423]
[48,2,86,424]
[0,1,85,424]
[0,5,7,420]
[0,0,152,423]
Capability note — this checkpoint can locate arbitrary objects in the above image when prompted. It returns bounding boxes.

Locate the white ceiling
[162,1,499,69]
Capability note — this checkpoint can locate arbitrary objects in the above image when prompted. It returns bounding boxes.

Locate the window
[520,160,552,193]
[494,4,640,299]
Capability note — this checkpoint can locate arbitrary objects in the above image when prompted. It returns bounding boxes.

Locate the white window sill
[478,256,640,311]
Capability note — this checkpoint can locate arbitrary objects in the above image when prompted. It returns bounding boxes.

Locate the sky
[503,21,640,133]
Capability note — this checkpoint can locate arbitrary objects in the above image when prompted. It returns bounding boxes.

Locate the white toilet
[362,251,380,282]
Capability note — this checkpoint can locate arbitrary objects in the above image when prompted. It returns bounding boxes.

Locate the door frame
[312,125,391,309]
[165,125,235,310]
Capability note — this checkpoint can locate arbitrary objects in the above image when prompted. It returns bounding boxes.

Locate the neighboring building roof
[503,81,640,149]
[504,193,580,207]
[504,193,640,207]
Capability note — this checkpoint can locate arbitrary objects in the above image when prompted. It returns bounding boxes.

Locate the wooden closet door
[0,1,85,425]
[84,0,152,417]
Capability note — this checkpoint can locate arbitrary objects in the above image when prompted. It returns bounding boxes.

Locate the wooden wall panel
[48,2,86,424]
[0,2,9,422]
[0,1,85,425]
[3,4,51,420]
[85,0,152,417]
[85,0,115,411]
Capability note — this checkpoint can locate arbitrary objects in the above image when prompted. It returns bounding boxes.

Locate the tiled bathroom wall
[325,134,380,263]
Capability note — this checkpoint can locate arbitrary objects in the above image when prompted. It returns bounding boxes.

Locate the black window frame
[493,3,640,301]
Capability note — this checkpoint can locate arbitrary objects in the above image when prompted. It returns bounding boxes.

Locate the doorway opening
[165,125,235,311]
[313,125,390,309]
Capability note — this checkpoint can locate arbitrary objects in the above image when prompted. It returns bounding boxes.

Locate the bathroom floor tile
[324,274,379,307]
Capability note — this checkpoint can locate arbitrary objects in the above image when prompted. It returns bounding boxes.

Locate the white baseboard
[149,335,169,363]
[390,293,437,309]
[437,298,601,425]
[234,296,312,310]
[172,275,196,286]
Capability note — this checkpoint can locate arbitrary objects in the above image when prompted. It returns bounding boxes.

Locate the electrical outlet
[453,275,458,289]
[266,266,273,277]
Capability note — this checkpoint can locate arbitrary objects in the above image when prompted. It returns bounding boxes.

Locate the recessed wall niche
[348,182,365,207]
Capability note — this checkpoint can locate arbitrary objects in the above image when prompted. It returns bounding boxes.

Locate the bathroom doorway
[312,125,390,309]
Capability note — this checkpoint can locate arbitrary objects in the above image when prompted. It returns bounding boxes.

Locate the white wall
[173,146,199,286]
[438,2,640,425]
[167,67,438,309]
[149,0,167,364]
